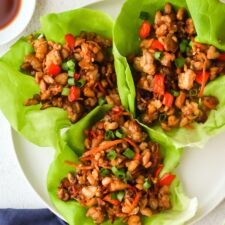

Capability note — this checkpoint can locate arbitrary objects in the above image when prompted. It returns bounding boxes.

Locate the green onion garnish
[37,33,44,39]
[154,51,162,60]
[179,39,188,53]
[159,113,167,122]
[67,60,75,70]
[112,166,126,179]
[62,62,69,71]
[98,96,106,106]
[143,179,151,189]
[68,70,75,77]
[139,11,149,20]
[107,150,117,160]
[123,148,135,159]
[175,57,185,68]
[105,130,115,140]
[117,191,125,201]
[75,79,86,87]
[68,78,75,86]
[171,90,179,97]
[100,168,110,176]
[61,87,70,96]
[189,89,198,96]
[115,129,125,138]
[110,192,117,200]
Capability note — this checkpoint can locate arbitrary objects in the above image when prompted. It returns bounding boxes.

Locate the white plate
[10,0,225,224]
[0,0,36,45]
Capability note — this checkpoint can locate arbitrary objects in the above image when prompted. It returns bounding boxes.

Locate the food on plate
[130,3,225,131]
[57,106,176,225]
[21,32,120,122]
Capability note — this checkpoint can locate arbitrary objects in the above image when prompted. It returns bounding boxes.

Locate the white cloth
[0,0,225,224]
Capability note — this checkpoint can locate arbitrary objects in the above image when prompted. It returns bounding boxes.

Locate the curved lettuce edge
[0,8,118,147]
[113,0,225,148]
[47,106,197,225]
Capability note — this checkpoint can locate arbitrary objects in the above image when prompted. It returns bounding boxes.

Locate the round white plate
[0,0,36,45]
[10,0,225,224]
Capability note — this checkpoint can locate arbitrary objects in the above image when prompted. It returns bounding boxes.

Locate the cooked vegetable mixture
[58,106,175,225]
[21,32,120,122]
[132,3,225,130]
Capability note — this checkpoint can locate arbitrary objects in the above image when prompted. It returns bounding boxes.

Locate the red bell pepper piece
[153,74,165,95]
[65,34,75,49]
[159,174,176,187]
[218,53,225,61]
[155,165,163,177]
[150,39,164,51]
[195,71,209,85]
[103,195,120,206]
[68,86,79,102]
[112,106,123,114]
[139,20,151,39]
[74,73,80,81]
[163,92,174,107]
[134,153,141,160]
[47,63,61,76]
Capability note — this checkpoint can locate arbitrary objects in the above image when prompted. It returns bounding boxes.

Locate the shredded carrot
[83,139,125,156]
[80,156,95,162]
[130,192,141,210]
[64,160,93,170]
[123,137,139,151]
[198,56,207,97]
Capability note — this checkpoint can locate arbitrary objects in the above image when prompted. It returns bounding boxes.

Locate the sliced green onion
[75,79,86,87]
[115,129,125,138]
[110,192,117,200]
[123,148,135,159]
[175,57,185,68]
[179,39,188,53]
[154,51,162,60]
[68,77,75,86]
[100,168,110,176]
[98,96,106,106]
[112,166,126,179]
[68,70,75,77]
[67,60,75,70]
[117,191,125,201]
[37,33,44,39]
[139,11,149,20]
[143,179,151,189]
[171,90,179,97]
[105,130,115,140]
[107,150,117,160]
[189,89,198,96]
[62,62,69,71]
[61,87,70,96]
[159,113,167,122]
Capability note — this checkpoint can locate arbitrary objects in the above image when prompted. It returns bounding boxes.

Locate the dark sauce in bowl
[0,0,21,30]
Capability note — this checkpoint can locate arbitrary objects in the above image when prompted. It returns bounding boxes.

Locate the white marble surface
[0,0,225,224]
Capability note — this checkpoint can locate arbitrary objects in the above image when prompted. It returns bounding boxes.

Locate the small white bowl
[0,0,36,46]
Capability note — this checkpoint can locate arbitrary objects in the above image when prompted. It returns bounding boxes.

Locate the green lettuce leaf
[47,108,197,225]
[113,0,225,148]
[0,8,117,147]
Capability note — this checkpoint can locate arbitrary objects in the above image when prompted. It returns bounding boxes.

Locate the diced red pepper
[112,106,123,114]
[47,63,61,76]
[103,195,120,206]
[74,73,80,81]
[150,40,164,51]
[139,20,151,39]
[90,130,97,138]
[163,92,174,107]
[155,165,163,177]
[65,33,75,49]
[153,74,165,95]
[195,71,209,85]
[218,53,225,61]
[159,174,176,187]
[68,86,79,102]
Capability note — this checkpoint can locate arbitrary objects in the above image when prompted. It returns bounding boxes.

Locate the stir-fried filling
[57,107,175,225]
[132,3,224,130]
[21,32,120,122]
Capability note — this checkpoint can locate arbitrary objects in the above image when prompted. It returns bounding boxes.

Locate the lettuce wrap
[0,8,117,147]
[47,106,197,225]
[113,0,225,148]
